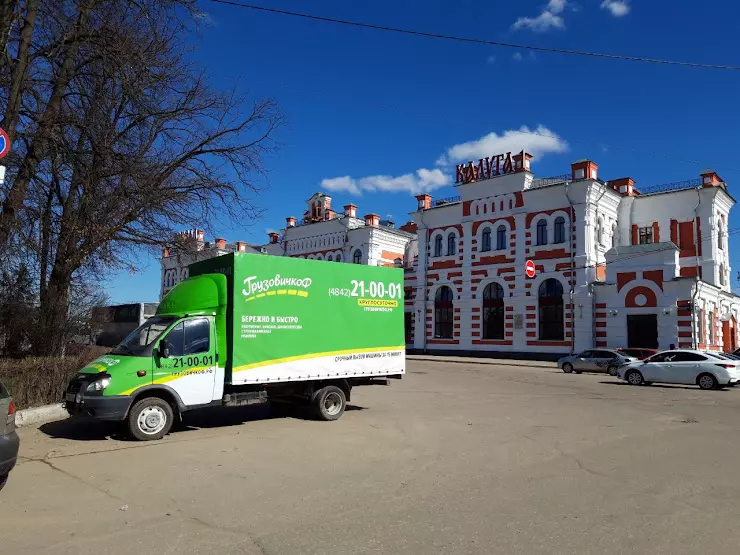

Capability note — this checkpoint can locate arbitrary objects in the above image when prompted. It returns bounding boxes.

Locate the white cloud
[321,125,568,197]
[439,125,568,165]
[321,168,450,196]
[513,52,524,61]
[487,55,496,65]
[513,0,567,32]
[601,0,630,17]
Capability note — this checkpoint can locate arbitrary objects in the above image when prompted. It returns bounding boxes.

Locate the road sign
[525,259,536,278]
[0,128,10,159]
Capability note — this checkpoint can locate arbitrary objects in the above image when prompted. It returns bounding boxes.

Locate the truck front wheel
[313,385,346,421]
[127,397,174,441]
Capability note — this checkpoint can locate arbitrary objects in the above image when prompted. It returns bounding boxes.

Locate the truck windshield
[110,316,177,357]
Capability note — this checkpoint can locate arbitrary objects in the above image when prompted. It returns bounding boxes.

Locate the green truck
[64,254,405,440]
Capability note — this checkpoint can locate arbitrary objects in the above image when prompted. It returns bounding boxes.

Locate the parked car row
[559,348,740,390]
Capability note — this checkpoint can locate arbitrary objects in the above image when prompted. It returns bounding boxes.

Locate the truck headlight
[86,375,111,392]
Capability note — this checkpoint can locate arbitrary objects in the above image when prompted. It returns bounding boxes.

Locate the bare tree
[2,0,282,355]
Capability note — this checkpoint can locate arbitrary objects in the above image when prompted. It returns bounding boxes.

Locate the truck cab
[65,275,227,440]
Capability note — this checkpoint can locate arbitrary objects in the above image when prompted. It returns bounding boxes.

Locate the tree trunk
[35,261,72,356]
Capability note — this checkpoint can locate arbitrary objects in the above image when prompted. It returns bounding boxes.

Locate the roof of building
[605,242,678,257]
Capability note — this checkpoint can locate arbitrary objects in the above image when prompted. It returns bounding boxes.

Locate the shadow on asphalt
[39,403,367,441]
[598,381,731,392]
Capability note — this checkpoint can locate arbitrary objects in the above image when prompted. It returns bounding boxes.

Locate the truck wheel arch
[310,379,351,403]
[129,385,186,415]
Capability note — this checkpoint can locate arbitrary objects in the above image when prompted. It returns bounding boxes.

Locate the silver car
[558,349,637,376]
[0,379,19,491]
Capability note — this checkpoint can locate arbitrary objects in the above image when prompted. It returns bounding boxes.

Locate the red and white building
[160,193,417,299]
[404,153,738,356]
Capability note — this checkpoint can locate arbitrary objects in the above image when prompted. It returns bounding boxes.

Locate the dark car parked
[617,348,659,360]
[0,379,19,491]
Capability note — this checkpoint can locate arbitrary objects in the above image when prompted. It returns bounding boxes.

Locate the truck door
[154,316,218,407]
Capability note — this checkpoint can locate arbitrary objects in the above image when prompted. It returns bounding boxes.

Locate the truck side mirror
[159,340,170,359]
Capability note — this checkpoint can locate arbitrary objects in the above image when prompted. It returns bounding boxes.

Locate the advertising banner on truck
[190,254,405,385]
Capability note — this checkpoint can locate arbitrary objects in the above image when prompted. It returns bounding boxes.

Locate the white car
[617,349,740,390]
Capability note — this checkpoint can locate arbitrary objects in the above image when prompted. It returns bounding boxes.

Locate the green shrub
[0,346,109,409]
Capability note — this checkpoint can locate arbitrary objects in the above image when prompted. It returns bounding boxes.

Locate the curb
[15,403,68,428]
[407,356,557,369]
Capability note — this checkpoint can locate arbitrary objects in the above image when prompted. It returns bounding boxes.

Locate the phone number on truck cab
[328,280,403,299]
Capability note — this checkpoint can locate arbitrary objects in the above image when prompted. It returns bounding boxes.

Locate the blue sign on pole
[0,128,11,159]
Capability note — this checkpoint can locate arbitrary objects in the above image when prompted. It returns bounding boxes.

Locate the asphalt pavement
[3,358,740,554]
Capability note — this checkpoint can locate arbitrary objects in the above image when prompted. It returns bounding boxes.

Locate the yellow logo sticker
[358,299,398,308]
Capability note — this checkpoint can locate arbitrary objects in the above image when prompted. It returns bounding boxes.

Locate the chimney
[162,247,170,258]
[215,238,227,249]
[364,213,380,227]
[571,159,598,181]
[415,194,432,210]
[513,150,533,173]
[268,232,280,244]
[236,241,247,252]
[344,204,357,218]
[608,177,637,196]
[700,168,724,188]
[196,229,205,242]
[286,216,296,228]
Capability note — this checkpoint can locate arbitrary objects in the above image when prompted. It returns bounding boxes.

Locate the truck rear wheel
[313,385,346,421]
[127,397,174,441]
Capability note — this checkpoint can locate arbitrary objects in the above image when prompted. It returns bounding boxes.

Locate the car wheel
[697,373,719,390]
[626,370,644,386]
[562,363,573,374]
[607,364,619,376]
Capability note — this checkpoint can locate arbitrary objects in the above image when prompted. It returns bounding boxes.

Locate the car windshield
[704,352,727,360]
[110,316,177,357]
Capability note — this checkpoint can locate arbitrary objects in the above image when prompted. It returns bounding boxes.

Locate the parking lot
[3,357,740,554]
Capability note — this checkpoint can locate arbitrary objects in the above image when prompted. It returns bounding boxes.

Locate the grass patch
[0,346,109,409]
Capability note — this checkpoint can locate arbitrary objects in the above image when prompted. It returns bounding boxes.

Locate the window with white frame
[496,225,507,250]
[447,232,456,256]
[434,235,443,257]
[481,228,491,252]
[536,219,548,246]
[553,217,565,244]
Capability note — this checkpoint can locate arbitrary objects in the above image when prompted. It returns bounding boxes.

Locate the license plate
[66,393,76,402]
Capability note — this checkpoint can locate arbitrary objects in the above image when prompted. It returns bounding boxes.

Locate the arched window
[720,264,726,286]
[553,217,565,244]
[538,279,564,340]
[481,228,492,252]
[336,254,342,263]
[353,249,362,264]
[434,235,443,257]
[434,286,454,339]
[327,254,333,262]
[611,224,618,248]
[447,232,456,256]
[597,218,604,246]
[536,219,548,246]
[482,282,505,340]
[496,225,507,250]
[719,223,725,250]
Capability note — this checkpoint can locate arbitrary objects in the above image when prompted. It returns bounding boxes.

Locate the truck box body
[188,253,406,385]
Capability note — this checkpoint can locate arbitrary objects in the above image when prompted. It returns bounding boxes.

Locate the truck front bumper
[64,394,133,421]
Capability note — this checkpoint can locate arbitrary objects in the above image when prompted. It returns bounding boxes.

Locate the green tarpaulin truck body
[64,254,405,440]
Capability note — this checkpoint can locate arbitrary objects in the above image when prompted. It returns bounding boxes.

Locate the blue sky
[108,0,740,303]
